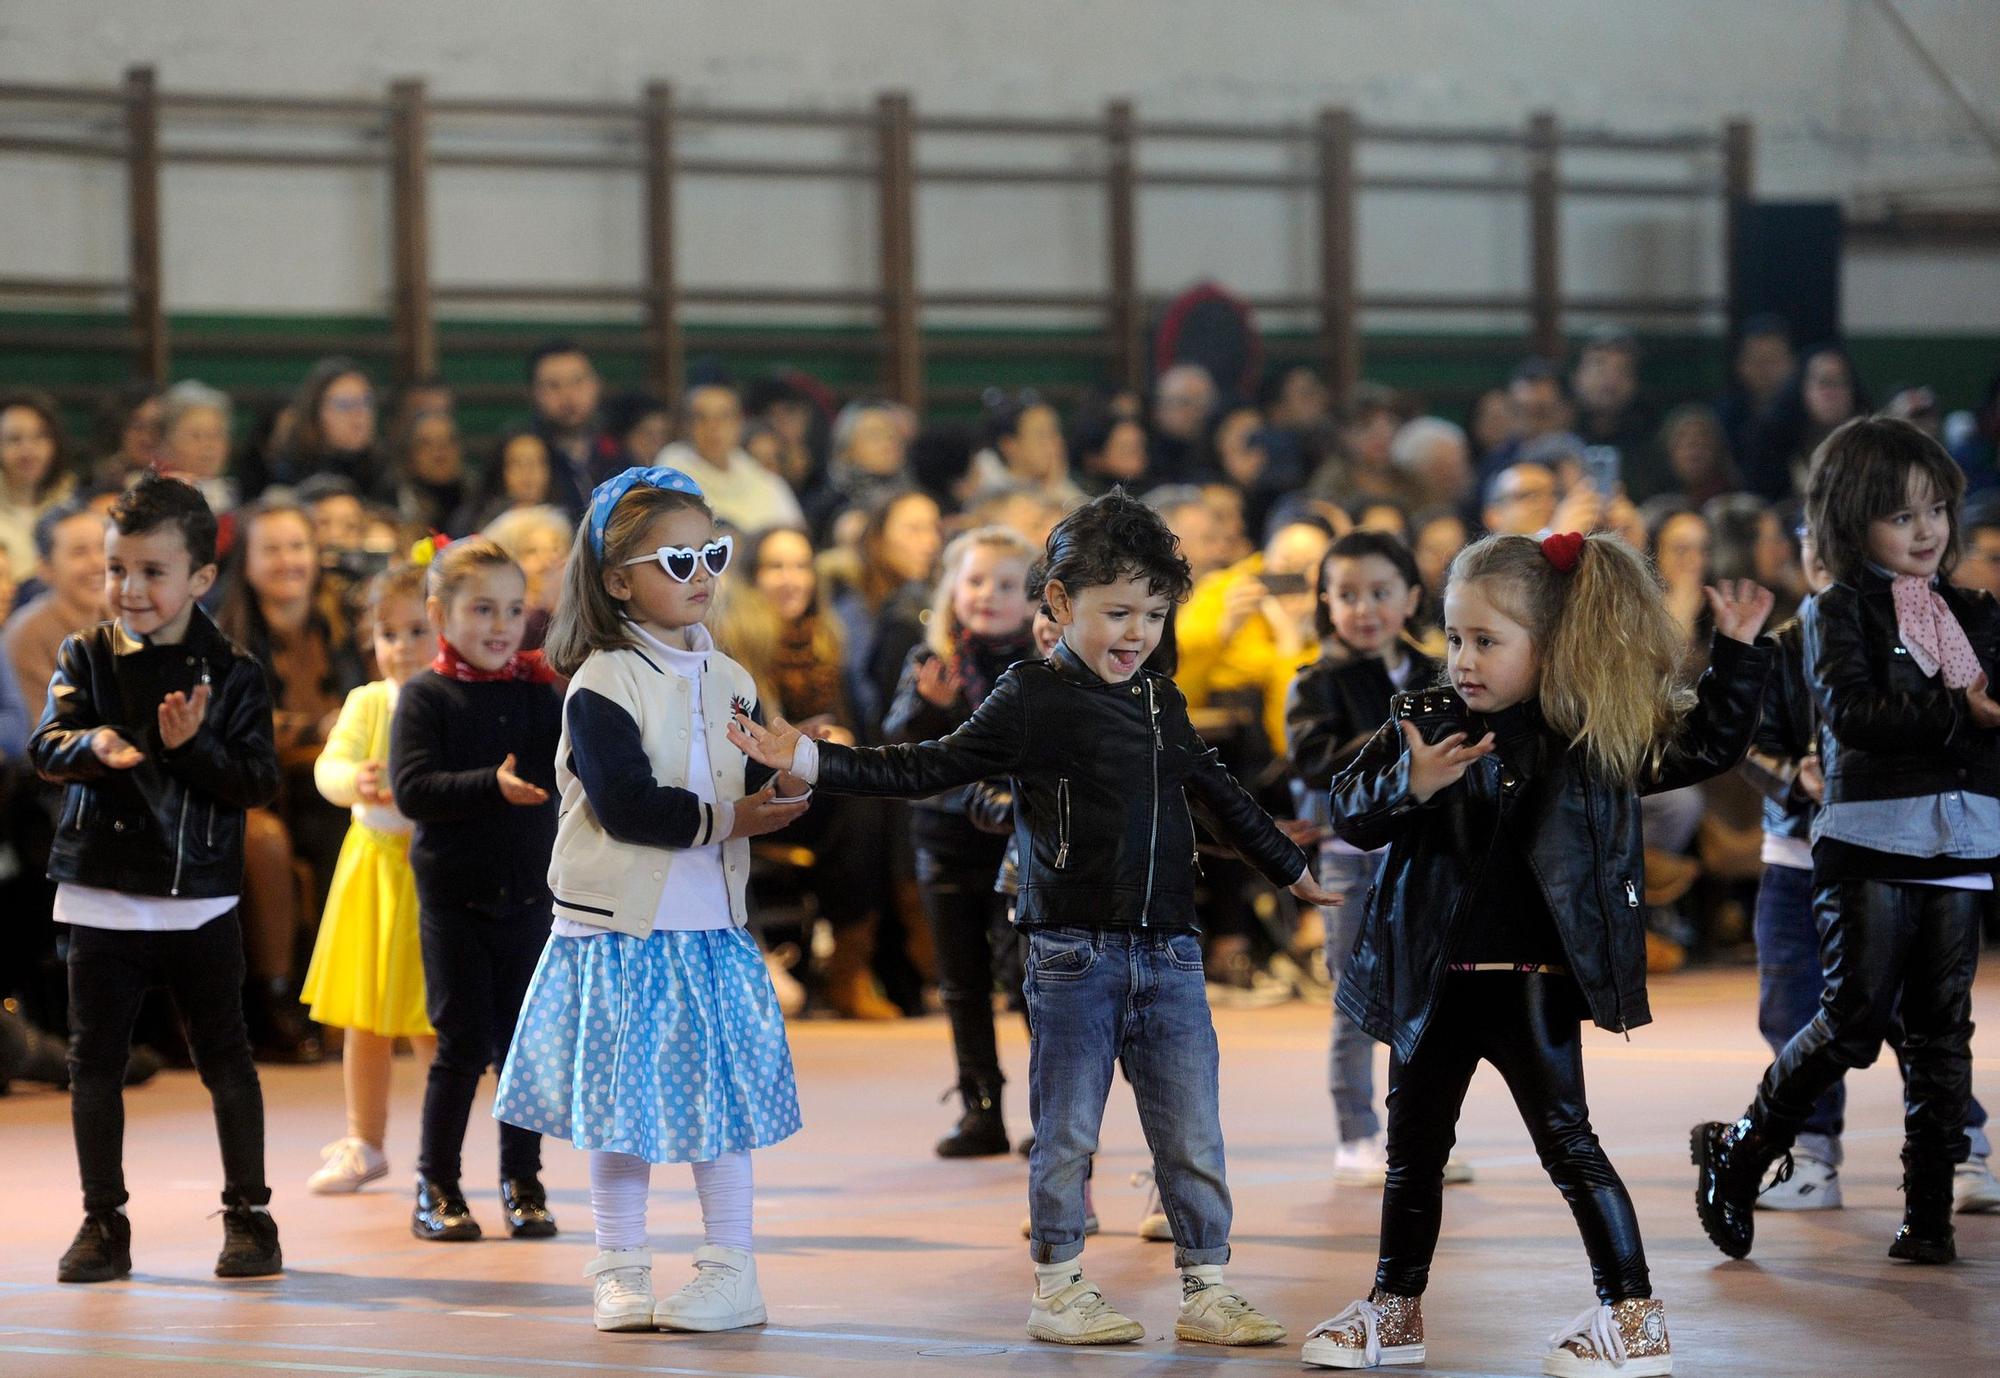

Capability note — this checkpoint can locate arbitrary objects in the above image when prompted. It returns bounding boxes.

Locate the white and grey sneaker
[1026,1274,1144,1345]
[584,1248,656,1332]
[653,1244,767,1332]
[1334,1133,1389,1187]
[1755,1150,1840,1211]
[1176,1280,1286,1345]
[1953,1154,2000,1214]
[306,1137,388,1195]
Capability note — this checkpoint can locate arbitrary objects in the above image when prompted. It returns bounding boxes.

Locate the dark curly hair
[1030,487,1193,615]
[109,470,219,569]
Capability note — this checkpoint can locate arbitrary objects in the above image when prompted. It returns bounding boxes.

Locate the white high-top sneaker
[1025,1272,1144,1345]
[1542,1298,1671,1377]
[653,1244,767,1332]
[1756,1148,1841,1211]
[583,1248,655,1332]
[1334,1133,1389,1186]
[1953,1154,2000,1214]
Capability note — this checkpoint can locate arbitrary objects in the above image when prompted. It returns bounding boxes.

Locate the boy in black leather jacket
[731,491,1336,1349]
[30,473,283,1285]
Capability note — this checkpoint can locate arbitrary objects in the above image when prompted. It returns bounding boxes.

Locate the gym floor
[3,965,1995,1377]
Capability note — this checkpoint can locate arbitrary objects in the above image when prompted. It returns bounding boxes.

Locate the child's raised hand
[90,727,144,770]
[727,710,803,772]
[1705,579,1776,644]
[1968,674,2000,730]
[726,785,811,840]
[1401,721,1496,804]
[495,752,549,806]
[915,655,962,708]
[1289,870,1345,907]
[355,759,391,805]
[157,683,211,751]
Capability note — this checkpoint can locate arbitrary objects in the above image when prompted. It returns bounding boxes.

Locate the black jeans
[416,902,544,1186]
[1752,878,1982,1170]
[916,830,1014,1090]
[1378,972,1649,1303]
[66,911,268,1213]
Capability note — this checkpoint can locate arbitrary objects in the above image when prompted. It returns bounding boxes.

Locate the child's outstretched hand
[1968,674,2000,730]
[1705,579,1775,644]
[157,683,210,751]
[495,752,549,806]
[1402,722,1496,804]
[915,655,963,708]
[90,727,144,770]
[727,710,803,773]
[726,785,812,840]
[1289,870,1344,907]
[355,759,392,805]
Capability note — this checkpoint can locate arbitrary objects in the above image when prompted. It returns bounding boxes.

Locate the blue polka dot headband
[588,466,706,560]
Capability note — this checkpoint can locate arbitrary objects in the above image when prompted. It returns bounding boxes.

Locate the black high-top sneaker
[215,1206,282,1277]
[935,1080,1009,1158]
[501,1176,558,1238]
[57,1211,132,1283]
[1691,1115,1789,1258]
[1888,1157,1956,1264]
[411,1175,482,1241]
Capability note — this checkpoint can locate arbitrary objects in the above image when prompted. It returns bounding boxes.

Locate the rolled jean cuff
[1028,1237,1085,1266]
[1173,1243,1231,1269]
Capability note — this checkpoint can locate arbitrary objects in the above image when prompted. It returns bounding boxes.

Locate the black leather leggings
[1752,879,1982,1170]
[915,832,1015,1089]
[1377,972,1649,1303]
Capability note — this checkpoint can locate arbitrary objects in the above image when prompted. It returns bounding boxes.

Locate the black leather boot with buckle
[502,1176,558,1238]
[935,1080,1009,1158]
[1691,1114,1789,1259]
[1888,1155,1957,1264]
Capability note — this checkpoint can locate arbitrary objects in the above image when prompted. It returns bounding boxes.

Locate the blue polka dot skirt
[493,925,802,1165]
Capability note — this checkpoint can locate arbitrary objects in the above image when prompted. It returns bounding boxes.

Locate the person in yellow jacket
[1176,517,1334,757]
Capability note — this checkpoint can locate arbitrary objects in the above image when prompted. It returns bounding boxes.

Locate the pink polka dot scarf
[1891,575,1982,688]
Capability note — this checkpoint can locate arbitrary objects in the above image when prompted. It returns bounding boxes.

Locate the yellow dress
[299,680,433,1037]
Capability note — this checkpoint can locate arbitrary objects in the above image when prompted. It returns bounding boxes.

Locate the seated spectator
[1311,381,1417,506]
[1477,357,1574,487]
[906,421,979,518]
[1150,362,1219,483]
[966,483,1070,548]
[1259,363,1332,448]
[1407,505,1467,655]
[389,402,466,535]
[481,504,571,652]
[453,426,553,534]
[829,489,942,738]
[157,380,239,515]
[300,475,367,558]
[969,391,1083,506]
[0,391,79,585]
[280,357,389,499]
[526,338,618,518]
[1658,403,1739,506]
[807,401,912,544]
[3,504,105,715]
[1071,407,1150,497]
[216,498,366,1061]
[1144,483,1231,583]
[600,388,672,471]
[1481,460,1559,536]
[1467,384,1515,466]
[1949,369,1999,494]
[1639,495,1712,649]
[1742,343,1867,500]
[1346,494,1410,543]
[714,525,903,1019]
[1204,402,1300,538]
[1705,492,1799,621]
[1956,493,2000,598]
[1176,514,1335,756]
[87,381,162,490]
[1200,480,1254,566]
[1884,382,1943,439]
[1714,313,1794,466]
[1571,326,1666,499]
[745,373,831,501]
[1390,415,1475,517]
[658,381,806,534]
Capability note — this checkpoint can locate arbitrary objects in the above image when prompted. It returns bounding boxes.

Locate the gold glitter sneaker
[1301,1289,1424,1368]
[1541,1298,1671,1377]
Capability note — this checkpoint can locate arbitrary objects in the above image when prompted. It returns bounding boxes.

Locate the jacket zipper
[169,793,188,896]
[1141,679,1160,926]
[1182,786,1200,870]
[1054,777,1071,868]
[1578,776,1627,1035]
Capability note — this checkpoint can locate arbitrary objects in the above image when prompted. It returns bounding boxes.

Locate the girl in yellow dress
[300,563,438,1193]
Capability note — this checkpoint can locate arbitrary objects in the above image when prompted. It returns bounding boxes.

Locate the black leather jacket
[1740,609,1818,841]
[1329,633,1771,1060]
[1285,643,1440,828]
[1802,570,2000,804]
[29,610,280,899]
[814,642,1308,931]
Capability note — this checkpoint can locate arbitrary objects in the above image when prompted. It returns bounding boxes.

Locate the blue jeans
[1023,926,1230,1269]
[1320,846,1381,1143]
[1753,861,1991,1161]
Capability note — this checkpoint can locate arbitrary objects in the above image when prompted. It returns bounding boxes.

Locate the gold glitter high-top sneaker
[1542,1298,1671,1377]
[1301,1289,1423,1369]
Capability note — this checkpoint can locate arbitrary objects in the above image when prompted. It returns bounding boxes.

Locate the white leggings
[589,1148,753,1253]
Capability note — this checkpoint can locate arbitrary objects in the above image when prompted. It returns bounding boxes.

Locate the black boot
[935,1080,1009,1158]
[57,1211,131,1283]
[1691,1114,1789,1259]
[215,1205,283,1277]
[1888,1157,1956,1264]
[411,1175,482,1242]
[501,1176,558,1238]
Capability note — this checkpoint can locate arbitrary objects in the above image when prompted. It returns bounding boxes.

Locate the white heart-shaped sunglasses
[621,534,733,582]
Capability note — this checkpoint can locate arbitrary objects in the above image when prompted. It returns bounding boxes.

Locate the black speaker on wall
[1731,201,1843,346]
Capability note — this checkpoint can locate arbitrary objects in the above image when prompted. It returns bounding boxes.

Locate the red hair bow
[1540,531,1585,573]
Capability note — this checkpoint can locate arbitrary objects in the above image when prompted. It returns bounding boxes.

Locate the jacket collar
[1049,639,1132,691]
[112,604,228,658]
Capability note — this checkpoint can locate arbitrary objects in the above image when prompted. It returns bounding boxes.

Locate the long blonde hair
[1448,532,1693,782]
[926,525,1039,658]
[543,485,712,676]
[711,526,845,713]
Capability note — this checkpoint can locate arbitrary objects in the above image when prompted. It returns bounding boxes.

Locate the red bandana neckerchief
[431,637,560,685]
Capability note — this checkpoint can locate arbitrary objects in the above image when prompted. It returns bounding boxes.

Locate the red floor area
[3,964,1996,1376]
